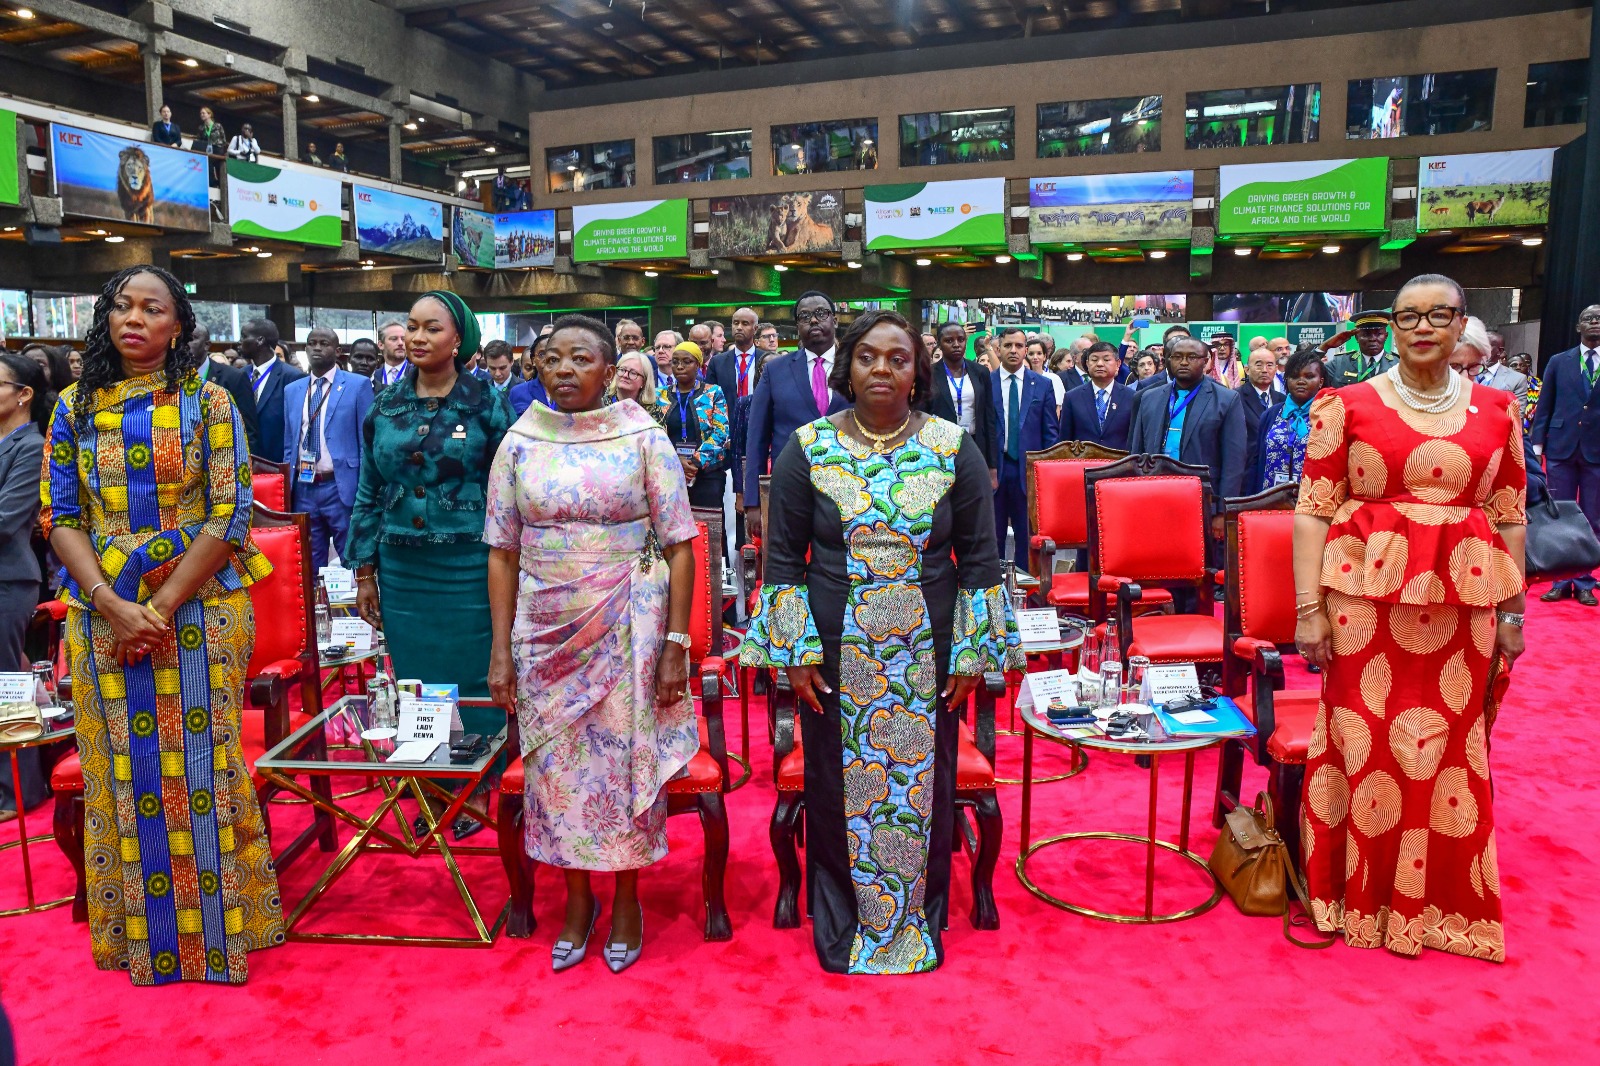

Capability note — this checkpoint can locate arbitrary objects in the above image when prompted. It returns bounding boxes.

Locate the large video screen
[51,122,210,232]
[353,185,443,261]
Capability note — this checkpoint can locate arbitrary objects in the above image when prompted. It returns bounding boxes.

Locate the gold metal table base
[0,833,73,918]
[993,728,1089,786]
[1016,719,1223,924]
[261,766,508,947]
[1016,833,1222,923]
[725,752,752,792]
[270,742,383,804]
[1,746,72,918]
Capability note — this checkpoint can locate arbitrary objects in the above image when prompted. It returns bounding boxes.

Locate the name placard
[1144,663,1202,705]
[329,617,373,651]
[1015,608,1062,647]
[1019,669,1079,712]
[397,698,454,743]
[0,672,32,703]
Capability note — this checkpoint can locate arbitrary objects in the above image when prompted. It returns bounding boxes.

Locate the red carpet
[2,582,1595,1064]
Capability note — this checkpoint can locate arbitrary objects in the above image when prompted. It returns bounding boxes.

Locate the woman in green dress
[346,291,512,763]
[741,309,1023,975]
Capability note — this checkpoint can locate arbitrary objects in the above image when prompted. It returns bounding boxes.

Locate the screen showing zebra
[1028,170,1193,246]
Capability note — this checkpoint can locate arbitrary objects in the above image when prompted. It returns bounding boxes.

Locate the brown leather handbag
[1208,792,1335,948]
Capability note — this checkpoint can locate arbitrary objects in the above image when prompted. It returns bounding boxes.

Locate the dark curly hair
[827,308,932,405]
[73,265,199,430]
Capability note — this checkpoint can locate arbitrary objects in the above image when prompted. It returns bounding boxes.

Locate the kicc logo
[57,130,84,147]
[1427,161,1449,171]
[357,191,373,203]
[1034,182,1057,193]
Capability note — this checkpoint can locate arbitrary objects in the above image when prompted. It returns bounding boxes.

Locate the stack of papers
[1154,698,1257,739]
[386,740,441,763]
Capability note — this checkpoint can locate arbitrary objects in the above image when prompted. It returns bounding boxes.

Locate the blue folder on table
[1154,698,1258,739]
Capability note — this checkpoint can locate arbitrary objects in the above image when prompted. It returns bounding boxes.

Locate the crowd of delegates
[5,263,1565,983]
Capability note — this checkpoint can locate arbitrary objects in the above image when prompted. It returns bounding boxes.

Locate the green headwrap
[418,289,480,367]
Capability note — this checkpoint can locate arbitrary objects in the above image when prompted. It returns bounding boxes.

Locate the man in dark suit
[923,320,998,484]
[1129,335,1247,568]
[1236,344,1286,476]
[707,306,761,409]
[991,325,1059,570]
[372,321,408,392]
[283,327,374,571]
[744,290,851,539]
[188,324,260,456]
[1531,303,1600,605]
[1060,341,1135,450]
[241,317,305,462]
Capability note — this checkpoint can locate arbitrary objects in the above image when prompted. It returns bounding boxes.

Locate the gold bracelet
[147,605,167,623]
[356,575,377,585]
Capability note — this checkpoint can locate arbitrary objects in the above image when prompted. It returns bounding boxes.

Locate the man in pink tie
[744,291,845,539]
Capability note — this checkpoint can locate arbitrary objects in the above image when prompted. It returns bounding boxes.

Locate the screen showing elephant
[50,122,210,233]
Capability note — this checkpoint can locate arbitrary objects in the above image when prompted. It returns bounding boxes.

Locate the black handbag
[1524,495,1600,582]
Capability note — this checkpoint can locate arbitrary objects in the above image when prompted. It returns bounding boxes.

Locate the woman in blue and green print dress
[741,310,1023,975]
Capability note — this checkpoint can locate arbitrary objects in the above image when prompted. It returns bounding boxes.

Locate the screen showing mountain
[354,185,444,261]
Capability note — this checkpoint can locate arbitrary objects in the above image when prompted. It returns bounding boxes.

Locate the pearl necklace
[1386,365,1461,414]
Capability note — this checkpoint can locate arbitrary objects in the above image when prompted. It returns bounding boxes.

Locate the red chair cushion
[775,720,995,792]
[687,520,714,663]
[1033,459,1114,548]
[254,472,286,513]
[1049,571,1172,609]
[247,524,309,676]
[49,750,82,792]
[500,756,523,794]
[666,749,723,794]
[1128,613,1226,663]
[1260,690,1318,765]
[1238,510,1298,645]
[50,707,312,795]
[1095,476,1207,583]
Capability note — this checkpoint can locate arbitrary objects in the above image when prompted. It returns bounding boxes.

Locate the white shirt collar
[312,366,337,385]
[806,346,835,367]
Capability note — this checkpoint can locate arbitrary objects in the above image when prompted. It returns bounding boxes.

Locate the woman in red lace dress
[1292,274,1526,962]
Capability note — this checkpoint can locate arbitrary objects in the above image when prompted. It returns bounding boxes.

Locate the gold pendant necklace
[851,410,912,452]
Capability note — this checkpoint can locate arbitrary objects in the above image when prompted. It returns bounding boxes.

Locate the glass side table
[1,710,75,918]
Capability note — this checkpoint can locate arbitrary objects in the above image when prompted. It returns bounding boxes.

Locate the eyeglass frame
[1390,307,1464,330]
[613,366,647,381]
[795,309,835,324]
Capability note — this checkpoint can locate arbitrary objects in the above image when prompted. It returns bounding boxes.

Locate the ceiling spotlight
[846,261,861,269]
[485,145,497,154]
[1321,244,1340,254]
[710,268,720,275]
[105,235,125,243]
[256,251,272,258]
[915,258,932,266]
[773,264,788,272]
[417,116,424,123]
[1066,252,1084,262]
[457,179,468,191]
[2,226,15,232]
[90,228,106,235]
[1233,246,1253,256]
[1147,250,1167,259]
[182,57,199,68]
[861,138,873,145]
[15,9,35,20]
[566,165,577,172]
[306,93,320,103]
[643,270,658,277]
[361,263,374,270]
[994,254,1012,264]
[404,122,418,131]
[244,246,259,252]
[1522,236,1544,246]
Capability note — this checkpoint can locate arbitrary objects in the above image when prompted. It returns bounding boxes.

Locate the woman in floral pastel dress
[485,314,698,975]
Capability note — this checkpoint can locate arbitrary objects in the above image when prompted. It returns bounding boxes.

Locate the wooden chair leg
[770,794,803,929]
[698,792,732,941]
[52,791,86,924]
[1270,761,1306,871]
[306,731,338,852]
[1213,737,1246,828]
[497,787,536,938]
[969,789,1002,930]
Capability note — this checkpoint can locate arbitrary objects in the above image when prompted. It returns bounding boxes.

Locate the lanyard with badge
[1167,385,1198,425]
[944,363,966,421]
[297,380,332,484]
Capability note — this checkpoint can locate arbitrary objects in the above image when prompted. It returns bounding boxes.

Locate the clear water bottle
[314,583,332,645]
[1101,615,1121,669]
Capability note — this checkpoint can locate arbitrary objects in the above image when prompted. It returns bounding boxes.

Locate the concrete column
[268,303,297,347]
[389,120,404,181]
[1186,292,1215,320]
[280,91,299,162]
[141,45,164,125]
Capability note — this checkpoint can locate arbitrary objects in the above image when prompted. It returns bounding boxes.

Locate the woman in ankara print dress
[741,310,1023,975]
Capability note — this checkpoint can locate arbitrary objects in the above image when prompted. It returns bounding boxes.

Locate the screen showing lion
[50,122,209,233]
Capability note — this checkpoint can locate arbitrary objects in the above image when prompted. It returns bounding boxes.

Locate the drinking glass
[1097,661,1123,710]
[1123,655,1150,704]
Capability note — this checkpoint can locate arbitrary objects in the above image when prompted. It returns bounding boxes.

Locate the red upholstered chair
[497,508,733,941]
[1026,441,1172,618]
[1213,484,1316,855]
[1084,454,1227,689]
[250,457,289,514]
[770,672,1006,931]
[51,504,338,922]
